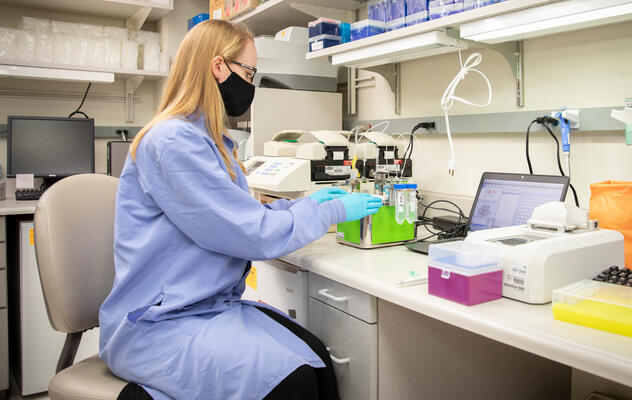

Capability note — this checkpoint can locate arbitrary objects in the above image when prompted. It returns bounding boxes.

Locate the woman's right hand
[339,193,383,222]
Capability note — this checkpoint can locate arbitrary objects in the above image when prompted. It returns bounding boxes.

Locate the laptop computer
[405,172,570,254]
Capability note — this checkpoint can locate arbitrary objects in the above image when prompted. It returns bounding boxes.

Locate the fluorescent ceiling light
[0,64,115,83]
[331,30,466,69]
[461,0,632,44]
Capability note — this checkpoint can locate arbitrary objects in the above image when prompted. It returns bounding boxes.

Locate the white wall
[355,21,632,208]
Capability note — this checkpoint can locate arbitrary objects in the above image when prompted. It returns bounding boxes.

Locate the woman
[98,20,382,400]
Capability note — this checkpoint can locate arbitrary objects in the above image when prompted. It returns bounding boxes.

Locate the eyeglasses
[227,60,257,83]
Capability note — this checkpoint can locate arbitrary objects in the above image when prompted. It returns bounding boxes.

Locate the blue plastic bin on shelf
[368,0,387,22]
[351,19,386,41]
[308,18,340,38]
[188,13,209,31]
[388,0,407,31]
[309,34,342,52]
[406,0,429,26]
[429,0,464,20]
[340,22,351,43]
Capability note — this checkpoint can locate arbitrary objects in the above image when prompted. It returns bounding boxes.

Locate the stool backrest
[34,174,118,333]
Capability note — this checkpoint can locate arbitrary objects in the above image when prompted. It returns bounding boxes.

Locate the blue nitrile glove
[309,187,349,204]
[339,193,383,222]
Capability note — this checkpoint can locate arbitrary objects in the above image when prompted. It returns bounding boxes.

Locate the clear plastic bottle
[394,183,406,225]
[406,184,418,224]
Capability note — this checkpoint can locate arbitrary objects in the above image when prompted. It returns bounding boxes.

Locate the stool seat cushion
[49,355,128,400]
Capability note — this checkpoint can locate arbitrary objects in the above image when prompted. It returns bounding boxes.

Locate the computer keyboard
[593,265,632,287]
[15,189,44,201]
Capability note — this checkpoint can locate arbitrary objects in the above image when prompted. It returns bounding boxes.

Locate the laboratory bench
[279,233,632,400]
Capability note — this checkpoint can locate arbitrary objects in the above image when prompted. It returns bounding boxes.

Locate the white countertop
[280,233,632,387]
[0,199,37,215]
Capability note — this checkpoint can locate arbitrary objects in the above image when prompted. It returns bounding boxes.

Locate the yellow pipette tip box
[552,280,632,338]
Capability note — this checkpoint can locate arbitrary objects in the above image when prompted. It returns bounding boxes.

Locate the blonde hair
[130,19,252,180]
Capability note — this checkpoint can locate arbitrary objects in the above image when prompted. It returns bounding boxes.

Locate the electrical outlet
[551,108,580,129]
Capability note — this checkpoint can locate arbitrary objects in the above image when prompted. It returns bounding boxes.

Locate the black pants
[117,306,339,400]
[256,306,340,400]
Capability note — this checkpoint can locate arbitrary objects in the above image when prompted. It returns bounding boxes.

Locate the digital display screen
[469,179,566,232]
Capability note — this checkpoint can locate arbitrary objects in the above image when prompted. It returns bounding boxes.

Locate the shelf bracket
[127,6,152,32]
[468,40,525,108]
[290,3,355,23]
[344,68,376,115]
[486,40,524,108]
[364,63,401,115]
[125,75,144,123]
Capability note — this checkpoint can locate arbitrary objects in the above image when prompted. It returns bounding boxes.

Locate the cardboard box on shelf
[210,0,225,20]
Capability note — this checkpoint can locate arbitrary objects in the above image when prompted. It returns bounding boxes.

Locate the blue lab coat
[98,114,346,400]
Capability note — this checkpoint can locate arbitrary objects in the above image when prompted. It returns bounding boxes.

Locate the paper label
[384,151,395,159]
[246,267,257,290]
[16,174,34,189]
[311,40,324,51]
[336,231,345,239]
[333,151,344,161]
[325,165,351,176]
[30,229,34,246]
[504,263,527,291]
[441,269,451,279]
[376,164,399,173]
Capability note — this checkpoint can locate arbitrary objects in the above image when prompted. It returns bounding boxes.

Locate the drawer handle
[326,347,350,365]
[318,289,348,303]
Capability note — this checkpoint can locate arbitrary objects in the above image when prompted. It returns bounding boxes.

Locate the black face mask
[218,63,255,117]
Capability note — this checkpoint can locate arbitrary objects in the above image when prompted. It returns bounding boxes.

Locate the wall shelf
[305,0,557,62]
[232,0,364,36]
[0,60,167,82]
[0,0,173,23]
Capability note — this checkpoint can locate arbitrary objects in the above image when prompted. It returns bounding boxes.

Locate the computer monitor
[7,116,95,178]
[468,172,570,232]
[107,141,131,178]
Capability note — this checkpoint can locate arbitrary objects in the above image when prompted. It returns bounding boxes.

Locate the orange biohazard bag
[589,180,632,269]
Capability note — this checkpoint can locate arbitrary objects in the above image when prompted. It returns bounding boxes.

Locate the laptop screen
[468,173,569,232]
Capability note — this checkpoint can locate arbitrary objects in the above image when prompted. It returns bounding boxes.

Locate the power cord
[525,117,580,207]
[418,199,468,240]
[68,82,92,119]
[441,51,492,176]
[399,121,436,178]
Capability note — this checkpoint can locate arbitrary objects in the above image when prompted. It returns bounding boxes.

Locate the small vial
[394,184,406,225]
[406,184,418,224]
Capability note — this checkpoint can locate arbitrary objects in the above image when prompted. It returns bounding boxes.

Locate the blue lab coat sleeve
[263,198,308,211]
[135,123,345,261]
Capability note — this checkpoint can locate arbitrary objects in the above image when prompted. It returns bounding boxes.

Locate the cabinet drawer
[308,273,376,323]
[0,269,5,308]
[309,298,377,400]
[0,217,5,242]
[0,242,5,270]
[0,308,7,391]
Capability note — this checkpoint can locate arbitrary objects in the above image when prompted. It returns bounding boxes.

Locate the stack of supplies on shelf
[308,18,343,52]
[343,0,509,42]
[0,16,166,73]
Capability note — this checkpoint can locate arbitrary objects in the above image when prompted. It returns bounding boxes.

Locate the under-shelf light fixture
[460,0,632,44]
[330,30,467,69]
[0,64,115,83]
